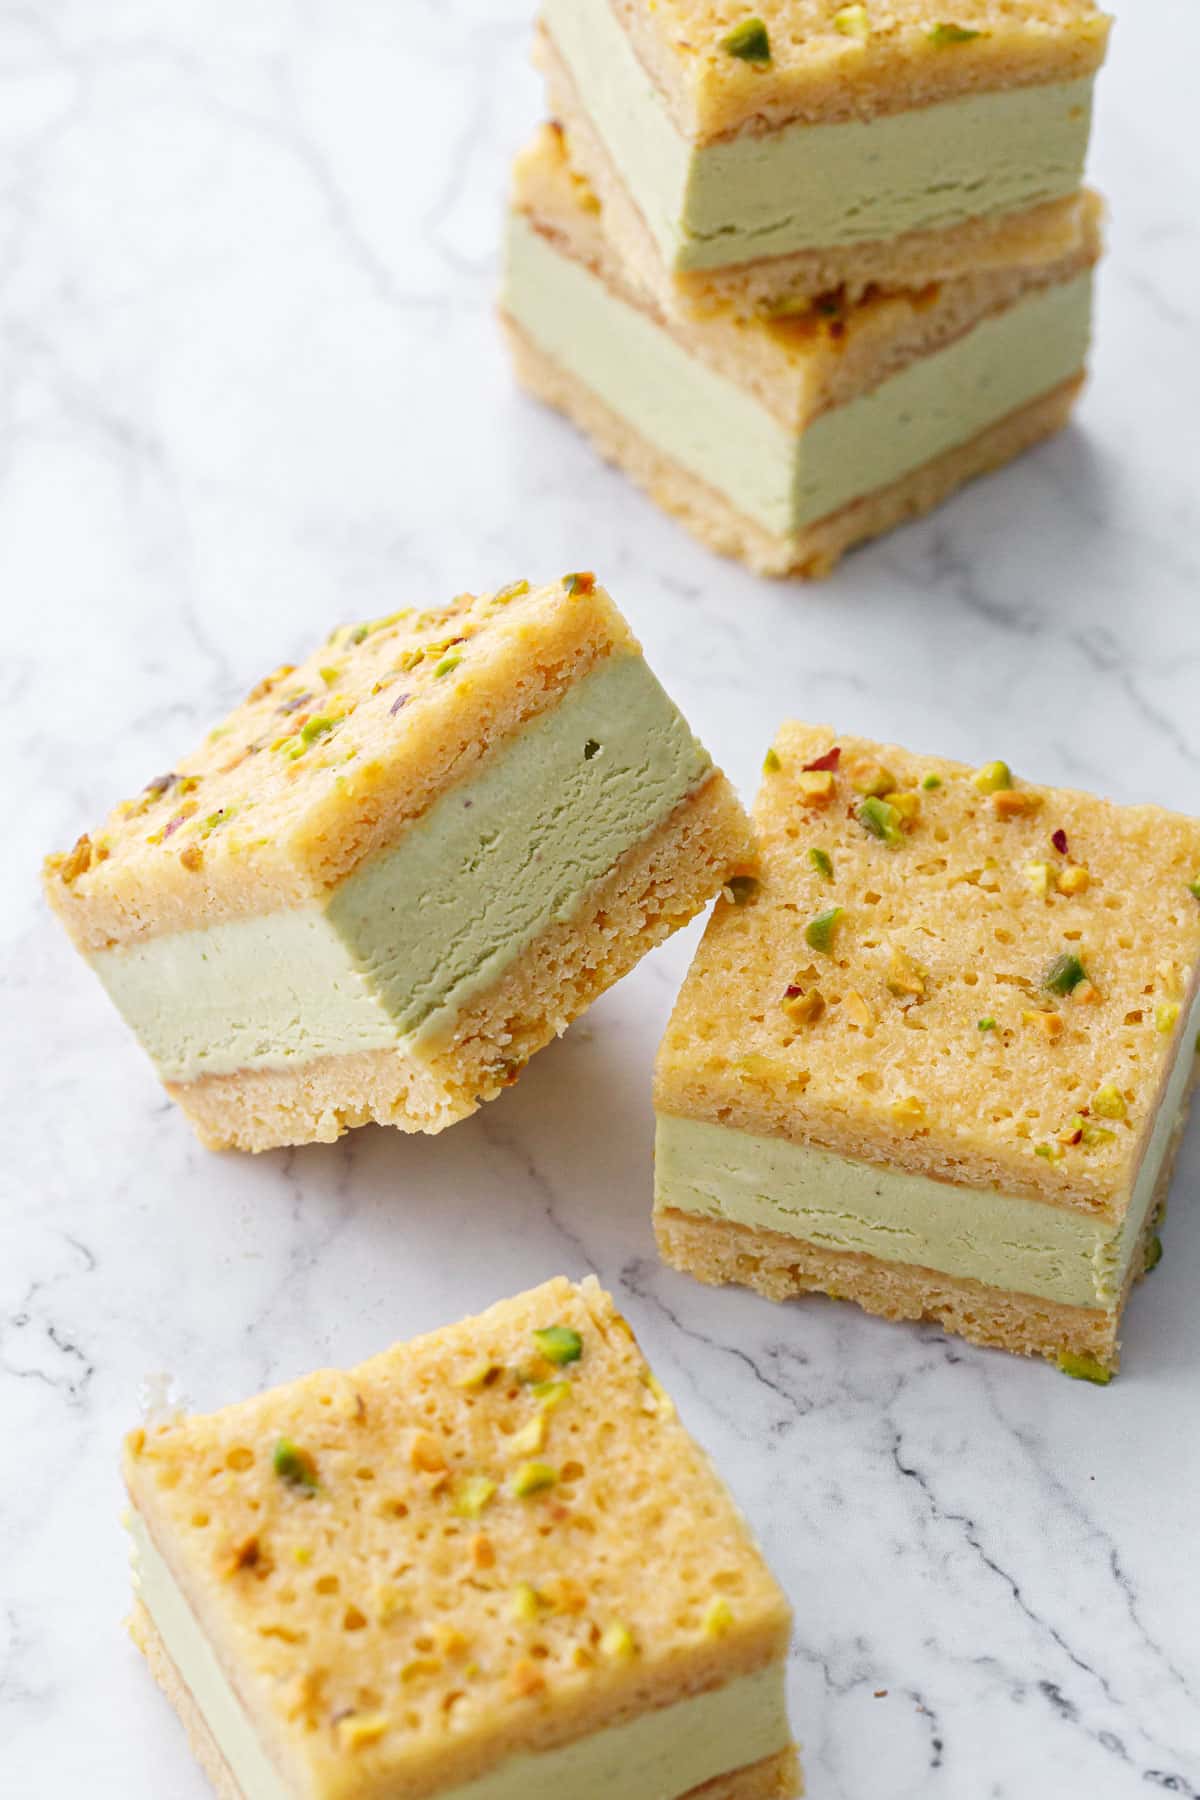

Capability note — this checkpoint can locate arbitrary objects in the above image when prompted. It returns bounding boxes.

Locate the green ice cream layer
[92,654,711,1082]
[655,985,1199,1311]
[506,212,1092,539]
[128,1512,792,1800]
[544,0,1095,271]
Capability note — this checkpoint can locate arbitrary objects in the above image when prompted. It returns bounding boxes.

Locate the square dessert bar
[538,0,1110,319]
[45,577,751,1152]
[505,127,1099,577]
[124,1277,799,1800]
[655,726,1200,1376]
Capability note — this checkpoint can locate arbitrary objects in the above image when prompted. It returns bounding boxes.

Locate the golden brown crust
[506,314,1083,578]
[168,769,751,1151]
[657,725,1200,1213]
[132,1600,800,1800]
[44,579,639,951]
[604,0,1111,140]
[125,1278,793,1800]
[539,28,1098,318]
[514,123,1103,431]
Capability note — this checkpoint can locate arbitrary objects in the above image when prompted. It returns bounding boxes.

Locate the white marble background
[2,2,1198,1794]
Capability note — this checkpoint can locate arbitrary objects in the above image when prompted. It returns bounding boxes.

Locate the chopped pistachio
[1188,878,1200,902]
[848,757,896,797]
[1043,952,1087,996]
[562,570,596,595]
[453,1358,503,1391]
[494,579,531,603]
[531,1378,572,1410]
[433,654,462,678]
[1056,1352,1112,1385]
[511,1461,557,1498]
[511,1582,541,1622]
[1144,1235,1164,1273]
[858,795,903,847]
[1091,1085,1127,1121]
[1057,865,1090,896]
[1155,1001,1181,1035]
[454,1475,497,1519]
[300,714,336,745]
[511,1414,547,1456]
[1024,860,1052,898]
[720,16,771,62]
[532,1325,582,1365]
[972,760,1012,794]
[804,906,843,953]
[599,1621,636,1661]
[703,1597,735,1636]
[318,665,341,686]
[272,1439,318,1492]
[798,769,836,804]
[844,989,874,1031]
[928,21,983,44]
[782,985,825,1026]
[763,747,782,773]
[833,3,869,37]
[726,874,760,905]
[886,947,927,1000]
[1080,1120,1115,1149]
[1035,1142,1064,1163]
[808,847,834,879]
[977,1016,997,1032]
[921,773,942,791]
[1022,1009,1064,1042]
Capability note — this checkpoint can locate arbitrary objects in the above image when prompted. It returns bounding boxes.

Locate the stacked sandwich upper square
[506,2,1111,574]
[44,577,751,1152]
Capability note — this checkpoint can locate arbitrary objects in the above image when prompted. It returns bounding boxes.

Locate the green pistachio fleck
[1043,952,1087,996]
[562,571,596,596]
[921,774,942,791]
[721,16,771,62]
[300,715,336,745]
[532,1325,583,1365]
[273,1439,318,1492]
[858,795,903,847]
[808,847,834,879]
[319,666,341,686]
[1188,878,1200,902]
[531,1379,572,1410]
[978,1016,997,1032]
[494,579,531,604]
[763,747,782,773]
[453,1474,497,1519]
[1034,1143,1063,1163]
[349,624,369,645]
[1056,1352,1112,1386]
[1144,1235,1164,1274]
[726,875,760,905]
[511,1461,557,1498]
[433,654,462,678]
[972,760,1012,794]
[833,4,869,38]
[804,906,843,953]
[928,21,983,44]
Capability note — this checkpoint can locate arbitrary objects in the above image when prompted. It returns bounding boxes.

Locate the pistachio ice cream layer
[656,985,1199,1311]
[93,654,711,1083]
[543,0,1095,273]
[129,1513,791,1800]
[506,212,1092,540]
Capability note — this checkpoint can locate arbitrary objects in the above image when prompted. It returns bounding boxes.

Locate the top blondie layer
[46,579,641,953]
[126,1277,793,1800]
[656,724,1200,1218]
[596,0,1111,139]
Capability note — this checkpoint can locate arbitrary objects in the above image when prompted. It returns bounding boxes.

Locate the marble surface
[3,3,1199,1794]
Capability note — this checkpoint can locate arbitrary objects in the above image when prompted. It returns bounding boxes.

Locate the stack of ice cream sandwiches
[502,1,1111,576]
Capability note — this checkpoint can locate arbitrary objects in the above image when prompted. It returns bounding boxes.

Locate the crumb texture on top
[125,1277,791,1800]
[44,578,638,950]
[656,725,1200,1212]
[606,0,1111,136]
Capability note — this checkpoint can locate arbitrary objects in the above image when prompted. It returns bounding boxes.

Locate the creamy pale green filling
[506,213,1092,538]
[93,655,711,1083]
[544,0,1095,271]
[129,1513,791,1800]
[656,989,1199,1311]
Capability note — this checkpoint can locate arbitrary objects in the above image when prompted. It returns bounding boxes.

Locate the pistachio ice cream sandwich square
[44,577,751,1152]
[505,126,1100,578]
[123,1276,800,1800]
[537,0,1110,319]
[654,726,1200,1377]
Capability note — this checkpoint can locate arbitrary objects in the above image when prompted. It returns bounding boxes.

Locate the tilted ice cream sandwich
[124,1277,800,1800]
[45,577,751,1152]
[654,726,1200,1377]
[536,0,1110,320]
[505,126,1100,577]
